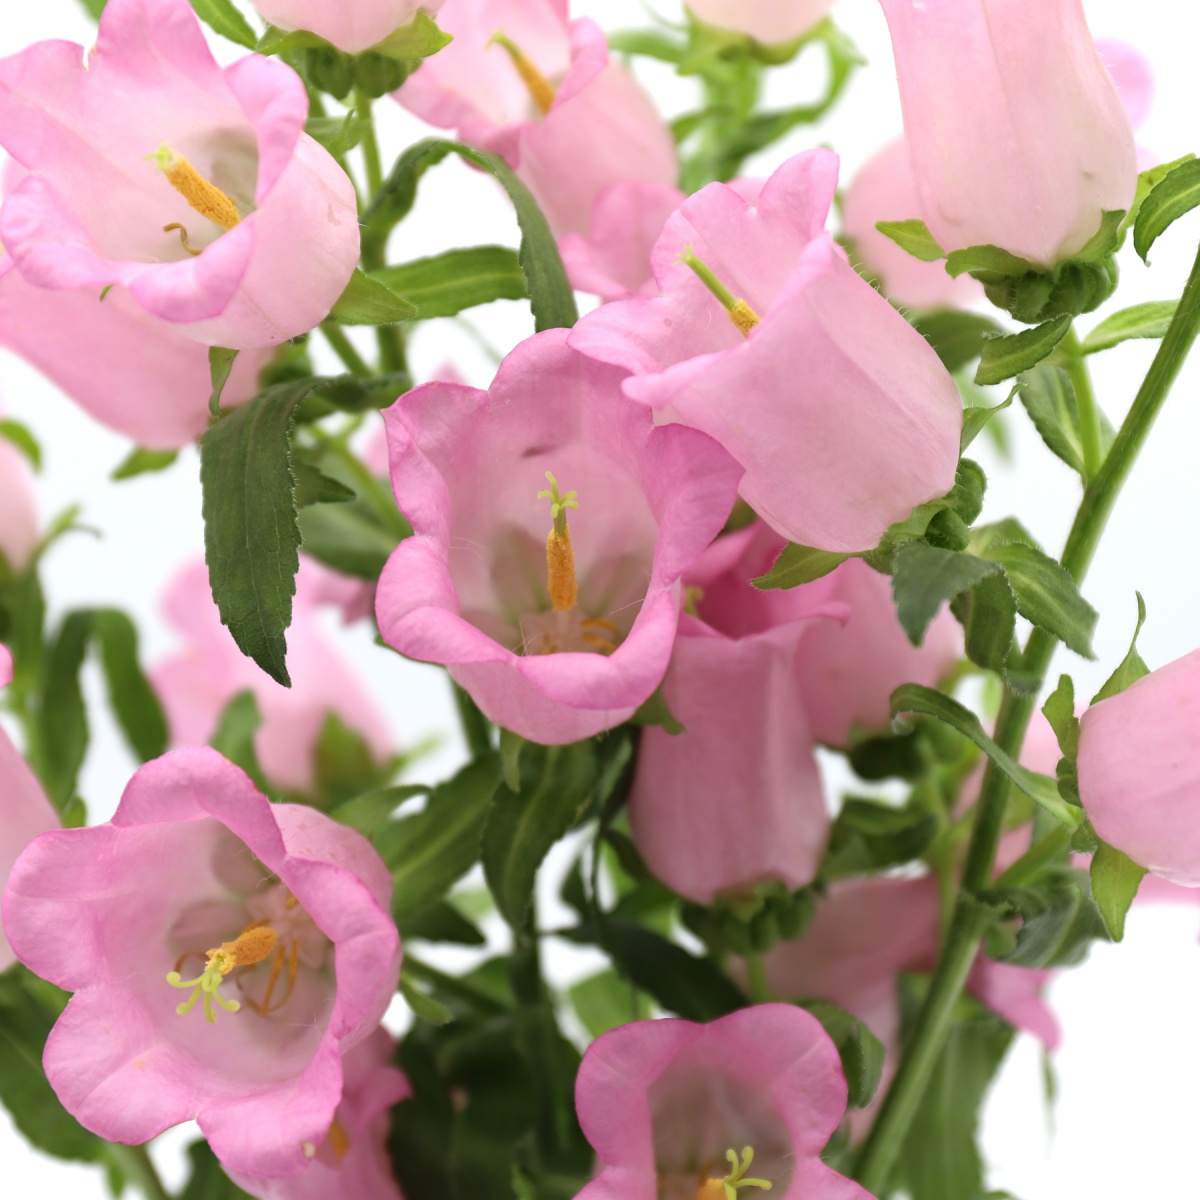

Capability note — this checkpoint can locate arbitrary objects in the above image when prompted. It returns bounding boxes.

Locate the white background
[4,0,1200,1196]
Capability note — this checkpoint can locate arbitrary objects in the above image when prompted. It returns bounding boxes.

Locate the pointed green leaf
[891,543,1003,646]
[111,447,178,481]
[954,569,1018,673]
[297,499,406,579]
[209,691,269,792]
[1090,841,1147,942]
[367,10,453,60]
[753,542,851,589]
[1081,301,1178,354]
[292,459,356,506]
[1091,592,1150,703]
[945,244,1038,280]
[400,976,455,1026]
[1134,157,1200,263]
[0,419,41,470]
[569,969,651,1039]
[209,346,239,417]
[90,609,168,763]
[912,310,1006,374]
[329,268,418,325]
[875,219,945,262]
[1124,153,1196,231]
[188,0,257,48]
[372,246,527,319]
[1042,675,1080,760]
[975,315,1072,386]
[800,1001,886,1109]
[305,113,368,157]
[1018,365,1090,476]
[961,391,1014,451]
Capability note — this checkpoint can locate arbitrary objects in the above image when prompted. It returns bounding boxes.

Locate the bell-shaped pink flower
[397,2,677,239]
[0,645,59,971]
[1,748,401,1177]
[374,327,742,746]
[842,139,983,311]
[877,0,1137,267]
[0,256,269,449]
[151,560,394,796]
[574,1003,872,1199]
[569,150,962,554]
[251,0,446,55]
[1078,649,1200,887]
[629,526,844,905]
[0,0,360,349]
[794,557,962,747]
[228,1027,410,1200]
[0,412,39,573]
[686,0,836,44]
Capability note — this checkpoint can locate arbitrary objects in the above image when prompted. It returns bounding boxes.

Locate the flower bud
[686,0,835,45]
[251,0,446,55]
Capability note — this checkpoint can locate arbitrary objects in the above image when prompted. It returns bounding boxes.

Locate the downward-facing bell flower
[569,150,963,554]
[574,1004,873,1199]
[1,748,401,1177]
[1078,649,1200,886]
[374,328,742,745]
[0,0,360,349]
[251,0,447,55]
[877,0,1137,267]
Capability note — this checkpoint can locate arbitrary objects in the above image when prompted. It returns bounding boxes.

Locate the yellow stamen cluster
[678,246,761,338]
[150,145,242,232]
[693,1147,773,1200]
[489,32,557,115]
[166,921,278,1024]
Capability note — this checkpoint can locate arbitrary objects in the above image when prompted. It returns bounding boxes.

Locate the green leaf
[372,246,528,319]
[891,542,1003,646]
[188,0,256,48]
[1042,675,1080,760]
[1090,841,1147,942]
[209,346,239,417]
[912,311,1006,374]
[1091,592,1150,703]
[874,219,945,262]
[331,783,428,838]
[401,975,455,1026]
[1134,157,1200,263]
[891,684,1082,829]
[76,0,107,17]
[483,743,599,929]
[367,10,454,60]
[1081,301,1178,354]
[945,244,1038,281]
[992,872,1106,967]
[305,112,368,157]
[111,447,178,481]
[298,498,406,579]
[753,542,850,589]
[378,757,500,917]
[975,316,1072,386]
[1018,364,1098,477]
[313,711,385,803]
[954,568,1018,674]
[960,391,1014,451]
[90,609,169,762]
[980,540,1098,658]
[292,458,356,506]
[823,796,937,878]
[569,969,651,1039]
[800,1001,885,1109]
[0,419,42,470]
[178,1141,254,1200]
[364,139,578,332]
[1124,153,1196,231]
[329,268,418,325]
[200,379,325,686]
[400,900,486,946]
[209,691,268,792]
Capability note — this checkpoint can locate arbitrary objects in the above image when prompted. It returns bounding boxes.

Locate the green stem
[403,954,506,1015]
[745,952,772,1003]
[853,236,1200,1194]
[107,1144,171,1200]
[320,324,371,378]
[453,682,494,759]
[994,825,1073,890]
[1063,327,1104,482]
[356,91,384,197]
[309,431,411,540]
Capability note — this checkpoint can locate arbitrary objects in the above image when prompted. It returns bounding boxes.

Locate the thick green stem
[854,237,1200,1194]
[107,1144,171,1200]
[1063,327,1103,482]
[320,324,371,377]
[745,952,772,1003]
[356,91,384,197]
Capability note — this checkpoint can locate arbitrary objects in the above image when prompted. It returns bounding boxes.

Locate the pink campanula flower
[877,0,1137,267]
[629,525,845,905]
[795,557,962,748]
[1,748,401,1177]
[251,0,447,55]
[0,0,360,349]
[151,560,394,796]
[374,328,742,746]
[228,1027,410,1200]
[0,644,59,971]
[574,1003,873,1199]
[1078,649,1200,887]
[569,150,962,554]
[396,0,677,239]
[686,0,836,45]
[0,412,38,574]
[0,255,269,449]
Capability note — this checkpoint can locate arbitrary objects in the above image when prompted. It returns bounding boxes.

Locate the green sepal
[111,447,179,481]
[188,0,256,48]
[328,268,418,325]
[1090,841,1147,942]
[875,219,945,262]
[1091,592,1151,703]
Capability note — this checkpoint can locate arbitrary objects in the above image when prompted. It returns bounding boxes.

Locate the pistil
[694,1147,773,1200]
[679,247,761,338]
[166,920,278,1024]
[489,32,557,115]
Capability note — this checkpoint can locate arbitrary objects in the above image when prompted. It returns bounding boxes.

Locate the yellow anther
[327,1118,352,1162]
[166,921,278,1024]
[537,472,580,613]
[693,1148,773,1200]
[678,246,761,338]
[210,923,278,973]
[489,32,557,115]
[150,145,241,232]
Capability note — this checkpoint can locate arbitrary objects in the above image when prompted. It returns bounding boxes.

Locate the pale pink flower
[0,0,359,349]
[151,561,394,796]
[877,0,1137,267]
[0,411,38,573]
[1,748,401,1177]
[252,0,447,55]
[794,557,962,748]
[229,1027,410,1200]
[629,525,844,905]
[1078,649,1200,887]
[686,0,836,44]
[575,1004,873,1199]
[397,1,676,239]
[374,328,742,745]
[569,150,962,553]
[0,645,59,971]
